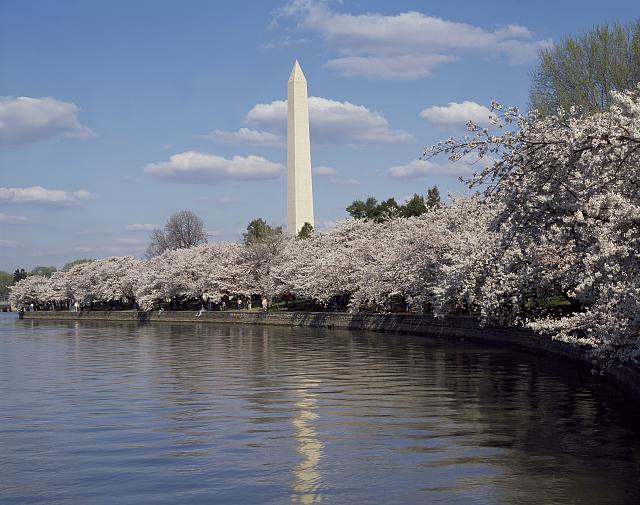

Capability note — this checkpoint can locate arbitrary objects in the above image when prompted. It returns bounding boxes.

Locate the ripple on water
[0,313,639,505]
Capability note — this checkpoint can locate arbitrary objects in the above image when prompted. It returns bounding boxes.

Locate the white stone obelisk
[287,60,314,235]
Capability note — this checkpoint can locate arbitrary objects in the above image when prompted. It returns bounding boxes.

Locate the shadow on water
[1,313,639,505]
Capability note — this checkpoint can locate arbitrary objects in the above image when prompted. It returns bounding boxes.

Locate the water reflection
[0,314,639,505]
[291,378,323,504]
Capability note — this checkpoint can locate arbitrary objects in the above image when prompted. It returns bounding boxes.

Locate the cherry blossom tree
[134,243,251,308]
[425,85,640,362]
[9,274,51,307]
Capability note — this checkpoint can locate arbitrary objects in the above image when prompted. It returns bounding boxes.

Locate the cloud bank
[208,95,412,149]
[313,166,337,175]
[277,1,551,79]
[0,96,95,146]
[0,186,93,205]
[389,159,476,179]
[245,96,413,145]
[126,223,158,231]
[420,101,492,128]
[207,128,284,148]
[0,213,30,224]
[145,151,284,182]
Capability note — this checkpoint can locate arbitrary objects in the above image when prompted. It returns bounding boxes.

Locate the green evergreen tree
[426,185,441,210]
[378,198,400,221]
[244,218,283,245]
[13,269,27,283]
[399,194,427,217]
[346,197,379,220]
[297,222,314,239]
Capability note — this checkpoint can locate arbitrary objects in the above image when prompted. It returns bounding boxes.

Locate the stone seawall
[22,310,640,400]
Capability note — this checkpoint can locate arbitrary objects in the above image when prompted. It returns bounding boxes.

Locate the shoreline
[20,310,640,401]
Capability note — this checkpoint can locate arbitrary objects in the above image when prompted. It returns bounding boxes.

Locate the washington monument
[287,60,314,235]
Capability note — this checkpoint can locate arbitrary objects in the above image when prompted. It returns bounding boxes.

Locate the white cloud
[0,213,30,224]
[145,151,284,182]
[325,54,456,80]
[246,96,413,145]
[499,38,550,64]
[313,166,337,175]
[0,96,95,146]
[207,127,284,148]
[278,1,551,79]
[0,186,93,205]
[207,229,223,237]
[0,239,18,247]
[329,177,359,185]
[389,159,475,179]
[126,223,158,231]
[420,101,492,128]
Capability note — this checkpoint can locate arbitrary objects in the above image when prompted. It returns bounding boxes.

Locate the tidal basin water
[1,314,639,504]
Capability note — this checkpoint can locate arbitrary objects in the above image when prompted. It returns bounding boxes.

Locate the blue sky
[1,0,637,271]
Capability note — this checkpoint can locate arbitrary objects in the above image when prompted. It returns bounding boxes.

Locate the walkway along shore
[21,310,640,401]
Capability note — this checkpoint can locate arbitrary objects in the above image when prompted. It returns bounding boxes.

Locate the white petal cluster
[425,85,640,364]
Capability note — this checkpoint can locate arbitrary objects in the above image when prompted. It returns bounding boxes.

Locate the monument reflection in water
[291,378,323,504]
[1,314,639,505]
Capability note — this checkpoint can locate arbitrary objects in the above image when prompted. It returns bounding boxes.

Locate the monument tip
[289,60,306,82]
